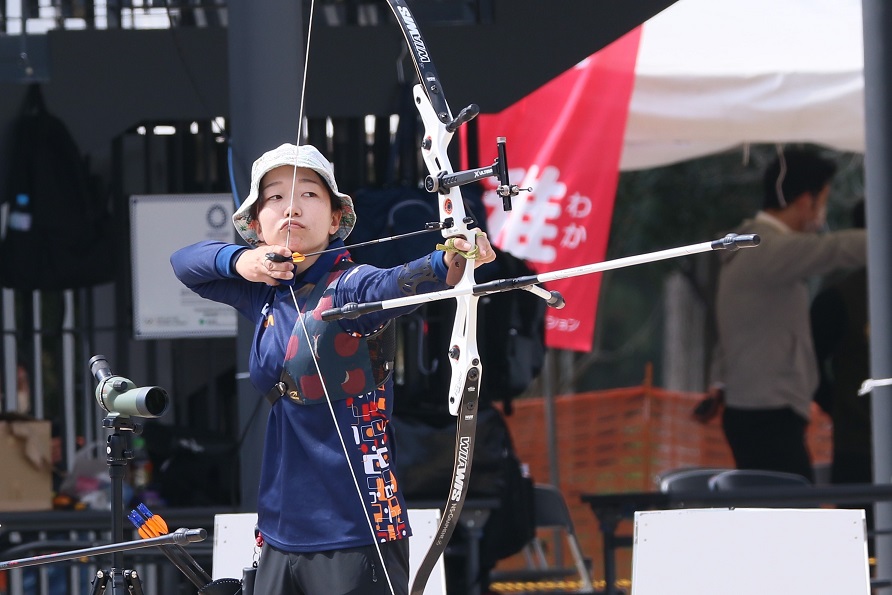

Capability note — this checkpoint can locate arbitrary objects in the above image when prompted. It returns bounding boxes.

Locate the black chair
[707,469,812,491]
[657,467,730,493]
[490,484,595,593]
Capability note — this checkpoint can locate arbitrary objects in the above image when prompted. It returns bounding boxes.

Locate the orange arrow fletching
[150,514,169,534]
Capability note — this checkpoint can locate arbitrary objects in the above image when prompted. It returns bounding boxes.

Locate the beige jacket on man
[715,211,867,420]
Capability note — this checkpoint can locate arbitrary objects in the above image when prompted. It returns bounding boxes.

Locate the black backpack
[0,84,113,290]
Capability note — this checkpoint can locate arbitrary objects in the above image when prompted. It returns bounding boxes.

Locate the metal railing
[0,0,228,33]
[0,0,491,34]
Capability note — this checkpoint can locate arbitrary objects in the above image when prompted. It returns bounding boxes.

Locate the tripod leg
[90,569,109,595]
[124,569,145,595]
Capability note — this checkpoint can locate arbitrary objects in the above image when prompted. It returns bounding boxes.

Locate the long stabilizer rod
[323,233,760,321]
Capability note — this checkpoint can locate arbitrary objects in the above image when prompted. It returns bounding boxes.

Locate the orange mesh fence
[495,385,832,583]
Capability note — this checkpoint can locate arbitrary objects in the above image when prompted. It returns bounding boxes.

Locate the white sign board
[212,511,446,594]
[130,194,237,339]
[631,508,870,595]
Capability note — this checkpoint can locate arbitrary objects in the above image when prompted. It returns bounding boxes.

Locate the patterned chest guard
[266,262,395,406]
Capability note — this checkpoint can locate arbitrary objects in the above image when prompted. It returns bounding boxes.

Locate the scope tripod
[89,413,146,595]
[0,414,213,592]
[87,413,239,594]
[0,358,243,595]
[91,567,144,595]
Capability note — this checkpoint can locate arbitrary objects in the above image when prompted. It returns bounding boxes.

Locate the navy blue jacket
[171,239,451,552]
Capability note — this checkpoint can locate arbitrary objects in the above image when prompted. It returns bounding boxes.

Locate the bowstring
[285,2,396,593]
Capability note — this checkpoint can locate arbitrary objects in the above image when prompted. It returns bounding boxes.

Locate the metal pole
[862,0,892,583]
[227,0,304,510]
[543,349,559,487]
[3,288,17,411]
[63,289,76,473]
[542,348,565,569]
[32,290,42,418]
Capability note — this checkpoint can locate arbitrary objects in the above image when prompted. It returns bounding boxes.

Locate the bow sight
[423,136,531,211]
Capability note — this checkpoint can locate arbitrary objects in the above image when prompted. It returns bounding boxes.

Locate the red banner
[474,29,641,352]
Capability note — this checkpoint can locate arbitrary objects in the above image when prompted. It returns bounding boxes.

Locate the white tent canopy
[621,0,864,171]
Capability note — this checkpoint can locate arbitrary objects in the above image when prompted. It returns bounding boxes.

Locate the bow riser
[414,84,483,417]
[448,294,481,416]
[414,85,469,238]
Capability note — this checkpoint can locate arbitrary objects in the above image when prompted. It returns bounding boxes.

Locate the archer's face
[252,166,341,256]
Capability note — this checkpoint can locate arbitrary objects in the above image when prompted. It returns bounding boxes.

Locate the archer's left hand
[441,231,496,269]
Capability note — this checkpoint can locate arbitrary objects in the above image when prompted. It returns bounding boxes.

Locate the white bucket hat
[232,143,356,246]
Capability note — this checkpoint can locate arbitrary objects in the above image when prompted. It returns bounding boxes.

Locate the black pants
[722,406,814,482]
[254,540,409,595]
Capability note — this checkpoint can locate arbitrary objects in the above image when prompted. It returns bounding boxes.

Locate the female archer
[171,143,494,595]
